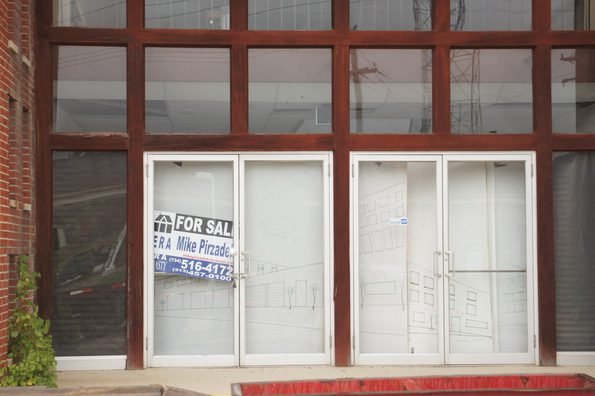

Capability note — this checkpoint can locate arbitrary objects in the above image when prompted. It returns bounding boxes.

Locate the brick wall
[0,0,35,365]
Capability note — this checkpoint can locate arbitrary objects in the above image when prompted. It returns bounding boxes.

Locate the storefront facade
[36,0,595,370]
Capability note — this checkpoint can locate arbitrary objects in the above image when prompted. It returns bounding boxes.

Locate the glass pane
[54,0,126,28]
[153,161,235,356]
[552,49,595,134]
[450,0,531,31]
[54,46,126,133]
[448,161,528,354]
[451,49,533,134]
[448,273,528,354]
[358,161,439,354]
[244,161,325,354]
[146,48,230,134]
[554,152,595,352]
[249,49,332,134]
[249,0,332,30]
[349,0,432,31]
[52,151,127,356]
[145,0,229,29]
[552,0,595,30]
[350,49,432,134]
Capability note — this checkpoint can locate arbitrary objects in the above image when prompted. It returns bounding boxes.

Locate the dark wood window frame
[35,0,595,369]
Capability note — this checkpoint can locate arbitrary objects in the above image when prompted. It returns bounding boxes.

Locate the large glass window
[146,48,230,134]
[552,0,595,30]
[552,48,595,134]
[52,151,127,356]
[54,46,126,133]
[450,0,531,31]
[53,0,126,28]
[450,49,533,134]
[554,152,595,352]
[249,49,332,134]
[145,0,230,29]
[249,0,332,30]
[349,0,432,31]
[350,49,432,134]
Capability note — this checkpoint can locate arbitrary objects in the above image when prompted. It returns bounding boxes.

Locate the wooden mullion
[49,134,129,150]
[231,45,248,135]
[536,147,556,366]
[39,0,53,29]
[126,41,145,369]
[533,42,556,365]
[232,0,248,31]
[533,0,551,33]
[40,28,133,45]
[433,0,451,32]
[143,135,334,151]
[333,43,351,367]
[333,0,349,33]
[351,134,539,151]
[128,0,144,30]
[35,40,53,319]
[534,46,552,138]
[433,45,450,135]
[553,135,595,150]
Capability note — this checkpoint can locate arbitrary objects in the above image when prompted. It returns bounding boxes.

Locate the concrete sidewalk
[58,365,595,396]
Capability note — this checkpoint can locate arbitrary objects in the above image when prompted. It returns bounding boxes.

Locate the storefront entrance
[145,153,333,367]
[352,153,537,365]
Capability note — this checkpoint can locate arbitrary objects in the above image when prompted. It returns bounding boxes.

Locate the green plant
[1,256,56,387]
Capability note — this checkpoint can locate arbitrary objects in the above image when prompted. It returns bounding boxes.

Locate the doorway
[145,153,333,367]
[352,153,537,365]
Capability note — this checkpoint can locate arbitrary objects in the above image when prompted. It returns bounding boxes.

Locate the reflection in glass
[450,0,531,31]
[448,161,528,354]
[450,49,533,134]
[350,0,432,31]
[244,161,325,354]
[554,152,595,352]
[153,161,234,356]
[146,48,230,134]
[54,46,126,133]
[552,0,595,30]
[358,161,438,354]
[552,49,595,134]
[249,0,332,30]
[52,152,127,356]
[145,0,229,29]
[249,49,332,134]
[54,0,126,28]
[350,49,432,134]
[448,273,528,354]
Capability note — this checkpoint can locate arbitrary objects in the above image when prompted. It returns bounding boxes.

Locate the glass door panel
[241,157,330,365]
[353,153,535,366]
[445,159,534,364]
[150,158,237,366]
[354,157,442,365]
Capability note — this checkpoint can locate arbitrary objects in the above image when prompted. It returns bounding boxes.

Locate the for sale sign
[153,211,234,282]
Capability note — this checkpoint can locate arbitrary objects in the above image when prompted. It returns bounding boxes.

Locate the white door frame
[351,153,444,365]
[443,153,537,365]
[351,152,538,366]
[145,153,240,367]
[144,152,333,367]
[239,153,334,366]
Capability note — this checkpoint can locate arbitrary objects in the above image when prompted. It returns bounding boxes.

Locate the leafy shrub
[1,256,57,387]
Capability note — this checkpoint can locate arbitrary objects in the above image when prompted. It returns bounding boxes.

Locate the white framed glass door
[240,154,333,366]
[146,154,239,367]
[145,153,332,367]
[352,152,536,366]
